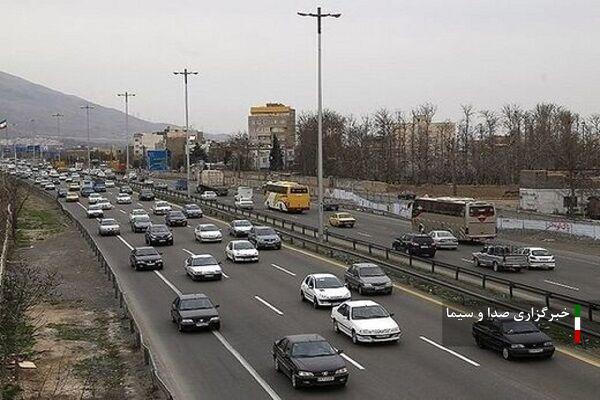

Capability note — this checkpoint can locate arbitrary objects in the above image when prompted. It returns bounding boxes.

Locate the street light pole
[51,113,64,162]
[174,68,198,197]
[298,7,341,242]
[80,104,94,170]
[117,92,135,175]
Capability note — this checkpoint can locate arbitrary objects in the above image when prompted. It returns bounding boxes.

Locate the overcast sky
[2,0,600,134]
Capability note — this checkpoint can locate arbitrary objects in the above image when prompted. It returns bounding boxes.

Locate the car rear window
[469,205,495,218]
[531,249,551,256]
[412,236,433,244]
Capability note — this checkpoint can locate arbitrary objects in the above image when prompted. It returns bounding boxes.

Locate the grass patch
[47,323,98,342]
[16,197,65,246]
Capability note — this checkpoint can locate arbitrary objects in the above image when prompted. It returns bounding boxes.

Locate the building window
[563,196,578,209]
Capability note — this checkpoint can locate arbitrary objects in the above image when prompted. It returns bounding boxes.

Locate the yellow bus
[411,197,497,241]
[264,181,310,213]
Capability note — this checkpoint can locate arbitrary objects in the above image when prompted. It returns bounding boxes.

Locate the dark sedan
[182,203,203,218]
[80,187,94,198]
[344,263,392,295]
[273,334,348,389]
[165,210,188,227]
[139,189,155,201]
[170,293,220,332]
[129,246,163,271]
[248,226,281,250]
[392,233,436,257]
[57,188,68,198]
[130,215,151,233]
[120,185,133,194]
[145,224,173,245]
[472,315,555,360]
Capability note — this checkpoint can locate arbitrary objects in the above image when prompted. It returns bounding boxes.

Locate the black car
[273,334,349,389]
[344,263,392,295]
[130,215,152,233]
[57,188,68,198]
[120,185,133,194]
[248,226,281,250]
[129,246,163,271]
[182,203,203,218]
[472,315,555,360]
[145,224,173,245]
[170,293,220,332]
[392,233,436,257]
[165,210,188,227]
[323,198,340,211]
[80,187,94,198]
[139,189,155,201]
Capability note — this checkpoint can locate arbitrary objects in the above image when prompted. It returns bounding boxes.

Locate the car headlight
[209,316,220,321]
[297,371,313,377]
[335,367,348,374]
[359,329,373,335]
[181,319,194,324]
[363,283,373,287]
[543,341,553,347]
[385,281,392,286]
[510,344,525,349]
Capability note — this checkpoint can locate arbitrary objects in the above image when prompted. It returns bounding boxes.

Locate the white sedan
[184,254,223,281]
[516,247,556,270]
[234,198,254,209]
[116,193,132,204]
[105,180,115,188]
[88,193,102,204]
[194,224,223,243]
[331,300,401,344]
[129,209,148,222]
[97,200,113,210]
[300,273,351,309]
[225,240,259,262]
[152,201,172,215]
[200,191,217,201]
[428,230,459,250]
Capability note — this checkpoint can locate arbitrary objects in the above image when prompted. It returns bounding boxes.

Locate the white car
[234,198,254,210]
[516,247,556,270]
[87,204,104,219]
[98,218,120,236]
[331,300,401,344]
[225,240,259,262]
[97,200,113,210]
[88,193,102,204]
[428,230,459,250]
[44,183,55,190]
[300,274,351,309]
[184,254,223,281]
[129,209,148,222]
[152,201,172,215]
[116,193,132,204]
[200,191,217,201]
[194,224,223,243]
[229,220,253,237]
[105,180,115,188]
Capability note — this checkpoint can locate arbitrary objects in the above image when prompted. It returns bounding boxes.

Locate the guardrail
[122,179,600,326]
[20,179,174,400]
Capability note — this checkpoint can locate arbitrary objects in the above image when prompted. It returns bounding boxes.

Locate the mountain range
[0,71,229,143]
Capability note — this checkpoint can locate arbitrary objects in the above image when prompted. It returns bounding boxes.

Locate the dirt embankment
[13,194,163,400]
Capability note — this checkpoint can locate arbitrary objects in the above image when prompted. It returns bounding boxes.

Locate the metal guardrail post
[589,306,594,322]
[545,293,551,308]
[509,282,514,298]
[455,267,460,280]
[482,275,486,289]
[430,261,435,273]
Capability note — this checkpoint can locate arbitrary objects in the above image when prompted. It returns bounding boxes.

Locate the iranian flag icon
[574,304,581,344]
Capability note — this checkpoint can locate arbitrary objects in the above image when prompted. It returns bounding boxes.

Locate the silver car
[428,230,458,250]
[98,218,120,236]
[194,224,223,243]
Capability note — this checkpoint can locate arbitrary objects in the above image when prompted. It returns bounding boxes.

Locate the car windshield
[169,212,185,218]
[233,220,252,227]
[359,266,385,277]
[200,225,218,232]
[255,228,276,236]
[314,276,343,289]
[435,231,453,238]
[531,249,551,256]
[151,226,169,233]
[89,205,102,210]
[191,257,218,266]
[186,204,200,210]
[291,341,336,358]
[338,213,353,218]
[502,321,539,334]
[180,298,213,310]
[135,216,150,223]
[118,193,129,197]
[101,219,117,225]
[233,242,254,250]
[351,305,389,320]
[156,202,168,207]
[136,248,158,256]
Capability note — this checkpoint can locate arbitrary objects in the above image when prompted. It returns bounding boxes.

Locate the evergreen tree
[269,135,284,171]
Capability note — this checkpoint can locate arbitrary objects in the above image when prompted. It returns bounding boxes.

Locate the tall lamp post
[51,113,64,162]
[173,68,198,197]
[80,104,94,170]
[298,7,341,241]
[117,92,135,175]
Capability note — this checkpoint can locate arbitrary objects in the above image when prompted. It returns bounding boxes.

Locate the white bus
[411,197,496,241]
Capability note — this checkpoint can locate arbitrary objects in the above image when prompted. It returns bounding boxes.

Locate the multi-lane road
[52,183,600,400]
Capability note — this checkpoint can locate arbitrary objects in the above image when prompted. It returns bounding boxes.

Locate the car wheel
[171,314,176,323]
[548,267,555,271]
[502,347,511,360]
[333,320,339,333]
[274,357,281,372]
[493,262,500,272]
[352,330,359,344]
[358,286,364,295]
[313,297,319,309]
[178,322,184,333]
[475,336,485,349]
[474,258,481,267]
[300,291,305,302]
[213,322,221,331]
[291,374,299,389]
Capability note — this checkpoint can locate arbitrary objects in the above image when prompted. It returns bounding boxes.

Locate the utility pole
[117,92,135,175]
[80,104,94,170]
[52,113,64,162]
[173,68,198,197]
[298,7,341,241]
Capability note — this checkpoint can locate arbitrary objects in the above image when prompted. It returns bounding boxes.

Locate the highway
[53,183,600,400]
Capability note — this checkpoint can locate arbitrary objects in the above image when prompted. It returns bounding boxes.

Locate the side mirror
[218,261,223,265]
[389,312,395,317]
[337,349,344,355]
[159,252,164,255]
[171,303,177,310]
[214,304,220,308]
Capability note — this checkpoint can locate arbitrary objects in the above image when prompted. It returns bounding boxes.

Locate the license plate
[196,322,208,327]
[159,239,166,242]
[421,245,429,248]
[204,274,213,278]
[317,377,334,382]
[377,334,390,338]
[529,348,543,353]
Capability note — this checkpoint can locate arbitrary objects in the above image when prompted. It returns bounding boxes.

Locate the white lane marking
[356,232,372,238]
[543,279,580,291]
[182,248,194,256]
[119,210,127,214]
[137,202,145,207]
[212,331,283,400]
[461,258,473,263]
[270,263,296,277]
[76,202,87,211]
[254,296,284,316]
[154,271,183,296]
[419,336,480,367]
[340,353,365,370]
[116,235,134,250]
[182,248,230,278]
